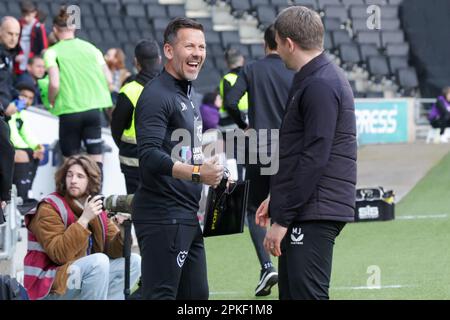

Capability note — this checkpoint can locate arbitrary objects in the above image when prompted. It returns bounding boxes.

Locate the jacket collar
[136,67,161,86]
[292,51,331,85]
[162,68,192,96]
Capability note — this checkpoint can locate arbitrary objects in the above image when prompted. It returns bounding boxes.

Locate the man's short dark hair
[20,1,37,15]
[224,47,243,67]
[274,6,324,51]
[28,55,43,66]
[135,39,161,69]
[163,17,204,45]
[264,24,277,51]
[16,81,35,94]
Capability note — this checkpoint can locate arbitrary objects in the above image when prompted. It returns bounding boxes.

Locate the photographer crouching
[23,155,141,300]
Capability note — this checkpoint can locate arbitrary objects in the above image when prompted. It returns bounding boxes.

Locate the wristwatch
[192,165,201,183]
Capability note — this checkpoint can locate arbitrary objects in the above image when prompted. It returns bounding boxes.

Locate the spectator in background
[44,6,112,176]
[105,48,131,102]
[24,155,141,300]
[15,0,48,75]
[8,81,45,204]
[16,56,46,105]
[111,39,162,194]
[200,91,221,132]
[0,17,21,118]
[428,86,450,143]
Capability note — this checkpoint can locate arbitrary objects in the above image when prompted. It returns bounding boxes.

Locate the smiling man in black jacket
[133,18,224,300]
[256,6,357,300]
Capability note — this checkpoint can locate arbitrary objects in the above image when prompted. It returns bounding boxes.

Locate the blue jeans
[45,253,141,300]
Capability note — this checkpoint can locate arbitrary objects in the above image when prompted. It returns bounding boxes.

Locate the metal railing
[415,98,437,126]
[0,185,22,262]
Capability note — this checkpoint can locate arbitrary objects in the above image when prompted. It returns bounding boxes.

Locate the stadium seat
[256,6,277,28]
[291,0,319,10]
[123,16,138,30]
[209,44,225,56]
[323,5,349,23]
[167,5,185,18]
[92,2,107,16]
[136,17,152,30]
[7,2,21,16]
[381,30,405,47]
[389,56,409,75]
[110,17,125,31]
[88,29,103,44]
[367,55,390,81]
[205,31,221,44]
[250,44,265,58]
[380,18,401,31]
[323,32,333,52]
[356,31,381,48]
[105,4,122,17]
[397,67,419,95]
[317,0,341,10]
[365,0,387,5]
[230,0,252,17]
[379,5,399,19]
[251,0,271,7]
[386,43,409,56]
[349,5,368,19]
[194,18,214,31]
[358,43,379,62]
[332,30,353,48]
[116,30,130,43]
[365,91,385,98]
[153,17,171,31]
[388,0,403,4]
[147,4,168,18]
[82,16,97,30]
[101,29,118,43]
[220,31,241,48]
[270,0,291,6]
[97,17,111,30]
[125,4,146,17]
[323,17,343,31]
[339,43,362,69]
[342,0,365,6]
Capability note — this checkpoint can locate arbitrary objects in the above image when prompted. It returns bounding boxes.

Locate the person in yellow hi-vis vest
[111,40,162,194]
[219,48,249,181]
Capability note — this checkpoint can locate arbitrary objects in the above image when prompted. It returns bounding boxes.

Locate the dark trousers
[246,163,272,269]
[279,220,346,300]
[121,165,139,194]
[134,222,209,300]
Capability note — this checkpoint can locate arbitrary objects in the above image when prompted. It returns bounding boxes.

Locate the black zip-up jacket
[133,69,203,224]
[269,52,357,227]
[0,115,14,204]
[224,54,295,131]
[0,44,18,112]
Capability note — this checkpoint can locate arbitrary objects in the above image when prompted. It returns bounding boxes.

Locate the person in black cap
[111,39,162,194]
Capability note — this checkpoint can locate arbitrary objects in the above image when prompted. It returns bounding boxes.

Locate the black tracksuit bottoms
[134,221,209,300]
[278,220,346,300]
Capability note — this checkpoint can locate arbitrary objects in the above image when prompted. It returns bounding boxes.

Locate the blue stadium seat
[167,5,185,18]
[125,4,146,17]
[220,31,241,48]
[317,0,341,10]
[332,30,352,48]
[292,0,319,10]
[386,43,409,56]
[256,6,277,28]
[323,17,343,31]
[388,56,409,75]
[147,4,168,18]
[367,55,390,81]
[324,5,349,23]
[339,43,362,69]
[358,43,379,61]
[381,30,404,47]
[356,31,381,48]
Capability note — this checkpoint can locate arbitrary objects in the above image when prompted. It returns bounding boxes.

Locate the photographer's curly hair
[55,155,101,197]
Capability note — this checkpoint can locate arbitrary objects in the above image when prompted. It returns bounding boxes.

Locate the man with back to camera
[111,39,162,194]
[133,18,224,300]
[256,6,357,300]
[224,24,295,297]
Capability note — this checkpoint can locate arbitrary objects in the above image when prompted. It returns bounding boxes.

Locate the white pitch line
[333,285,415,290]
[209,291,242,295]
[397,214,448,220]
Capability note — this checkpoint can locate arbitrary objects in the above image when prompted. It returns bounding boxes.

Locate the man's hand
[33,144,45,161]
[78,195,103,228]
[200,155,224,187]
[263,223,288,257]
[5,103,17,116]
[255,197,270,227]
[1,201,6,210]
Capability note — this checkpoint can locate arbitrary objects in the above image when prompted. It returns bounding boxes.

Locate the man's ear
[286,37,296,53]
[164,43,173,60]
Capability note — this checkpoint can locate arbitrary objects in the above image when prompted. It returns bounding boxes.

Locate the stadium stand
[0,0,424,97]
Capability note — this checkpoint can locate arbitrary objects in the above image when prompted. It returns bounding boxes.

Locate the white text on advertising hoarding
[356,109,398,135]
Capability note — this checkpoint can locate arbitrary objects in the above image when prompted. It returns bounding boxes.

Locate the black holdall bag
[203,169,250,237]
[354,187,395,222]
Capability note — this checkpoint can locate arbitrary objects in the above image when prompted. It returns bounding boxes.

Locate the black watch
[192,165,201,183]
